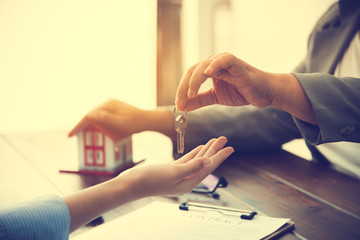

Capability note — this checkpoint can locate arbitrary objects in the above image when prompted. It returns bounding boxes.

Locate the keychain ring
[174,107,187,117]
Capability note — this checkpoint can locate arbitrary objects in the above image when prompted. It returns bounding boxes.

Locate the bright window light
[0,0,157,134]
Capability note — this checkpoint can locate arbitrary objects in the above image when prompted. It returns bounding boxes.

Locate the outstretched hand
[64,136,233,232]
[119,136,234,198]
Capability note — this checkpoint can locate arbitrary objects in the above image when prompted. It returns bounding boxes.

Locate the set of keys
[174,107,187,154]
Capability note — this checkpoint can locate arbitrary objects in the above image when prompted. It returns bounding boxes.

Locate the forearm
[63,136,233,233]
[269,73,317,125]
[63,176,137,233]
[142,107,176,141]
[290,73,360,144]
[184,105,302,154]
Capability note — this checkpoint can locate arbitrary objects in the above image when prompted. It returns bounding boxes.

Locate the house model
[66,123,133,175]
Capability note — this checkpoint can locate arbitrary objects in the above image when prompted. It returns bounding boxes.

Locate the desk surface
[1,131,360,240]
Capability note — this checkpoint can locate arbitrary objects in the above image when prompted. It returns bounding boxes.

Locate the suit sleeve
[292,73,360,145]
[171,105,302,157]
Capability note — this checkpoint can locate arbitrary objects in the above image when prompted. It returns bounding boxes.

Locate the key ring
[174,107,187,117]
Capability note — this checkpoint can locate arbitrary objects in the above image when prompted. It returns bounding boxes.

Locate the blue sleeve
[0,195,71,240]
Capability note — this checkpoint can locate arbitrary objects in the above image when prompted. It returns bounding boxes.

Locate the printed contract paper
[71,201,290,240]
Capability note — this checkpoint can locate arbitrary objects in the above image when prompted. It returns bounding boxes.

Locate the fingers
[184,89,217,111]
[68,109,129,140]
[195,136,228,158]
[203,53,234,76]
[175,54,217,111]
[68,109,104,137]
[177,136,229,165]
[195,138,217,158]
[209,146,234,166]
[176,144,204,164]
[203,136,229,158]
[194,136,232,173]
[186,53,229,100]
[187,60,215,98]
[68,100,117,137]
[176,136,231,176]
[182,145,234,186]
[173,136,234,194]
[176,53,236,111]
[88,110,119,130]
[190,146,234,182]
[176,64,198,111]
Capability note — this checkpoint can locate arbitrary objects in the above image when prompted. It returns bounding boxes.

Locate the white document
[71,201,290,240]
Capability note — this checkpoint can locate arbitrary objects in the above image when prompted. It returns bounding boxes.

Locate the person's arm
[266,72,317,125]
[182,105,303,155]
[0,195,71,240]
[0,137,233,239]
[64,136,233,232]
[175,53,317,125]
[67,98,304,157]
[291,73,360,145]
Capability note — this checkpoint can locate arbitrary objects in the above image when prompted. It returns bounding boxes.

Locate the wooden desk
[1,131,360,239]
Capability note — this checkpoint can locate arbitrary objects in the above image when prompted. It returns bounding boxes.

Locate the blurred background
[0,0,335,135]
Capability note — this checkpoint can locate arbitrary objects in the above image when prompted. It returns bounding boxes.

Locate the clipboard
[179,201,295,240]
[72,201,295,240]
[179,202,258,219]
[262,220,295,240]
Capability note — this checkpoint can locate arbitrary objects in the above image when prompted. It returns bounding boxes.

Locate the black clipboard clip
[179,201,257,220]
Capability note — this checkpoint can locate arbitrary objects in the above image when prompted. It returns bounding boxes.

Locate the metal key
[175,109,187,154]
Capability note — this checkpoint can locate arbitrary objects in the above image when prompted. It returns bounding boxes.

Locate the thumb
[178,157,212,178]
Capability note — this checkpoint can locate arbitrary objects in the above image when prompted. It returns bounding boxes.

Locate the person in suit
[74,0,360,178]
[175,0,360,177]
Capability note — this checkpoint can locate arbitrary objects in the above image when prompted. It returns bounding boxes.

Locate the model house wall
[76,129,132,172]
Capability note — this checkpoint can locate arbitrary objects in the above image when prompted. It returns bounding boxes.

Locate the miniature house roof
[68,121,127,142]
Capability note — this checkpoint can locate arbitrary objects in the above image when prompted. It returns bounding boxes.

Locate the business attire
[183,0,360,172]
[292,0,360,145]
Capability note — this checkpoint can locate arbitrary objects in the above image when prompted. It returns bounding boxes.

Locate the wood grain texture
[214,151,360,240]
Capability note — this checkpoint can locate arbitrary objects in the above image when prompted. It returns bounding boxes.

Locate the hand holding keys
[174,107,187,154]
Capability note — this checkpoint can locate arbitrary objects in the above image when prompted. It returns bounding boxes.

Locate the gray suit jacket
[179,0,360,163]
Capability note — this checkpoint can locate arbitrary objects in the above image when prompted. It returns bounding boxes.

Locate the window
[85,131,93,146]
[84,130,105,166]
[95,150,104,165]
[0,1,156,134]
[86,150,94,165]
[94,132,103,147]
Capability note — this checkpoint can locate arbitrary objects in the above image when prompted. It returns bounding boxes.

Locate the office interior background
[0,0,334,148]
